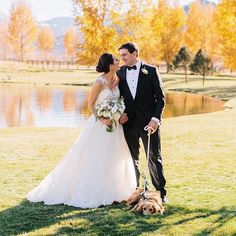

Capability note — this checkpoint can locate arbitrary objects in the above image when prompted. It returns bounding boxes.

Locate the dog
[126,189,164,215]
[126,188,144,206]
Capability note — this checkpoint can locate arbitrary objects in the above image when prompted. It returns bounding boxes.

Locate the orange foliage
[8,0,38,61]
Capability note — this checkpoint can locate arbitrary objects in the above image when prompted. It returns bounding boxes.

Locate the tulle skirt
[27,115,136,208]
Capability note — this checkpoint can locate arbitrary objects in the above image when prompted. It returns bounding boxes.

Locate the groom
[117,42,167,202]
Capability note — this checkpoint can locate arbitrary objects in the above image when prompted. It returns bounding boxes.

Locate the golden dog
[126,189,164,215]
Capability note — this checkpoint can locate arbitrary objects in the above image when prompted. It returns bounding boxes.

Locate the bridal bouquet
[95,97,125,132]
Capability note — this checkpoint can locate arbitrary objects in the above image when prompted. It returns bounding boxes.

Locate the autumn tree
[190,49,213,86]
[184,0,219,62]
[64,27,78,62]
[38,27,55,60]
[112,0,156,63]
[215,0,236,71]
[173,47,192,83]
[151,0,186,71]
[8,0,38,61]
[0,22,10,60]
[73,0,119,65]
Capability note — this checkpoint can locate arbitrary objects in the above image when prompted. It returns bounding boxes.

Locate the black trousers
[123,119,167,198]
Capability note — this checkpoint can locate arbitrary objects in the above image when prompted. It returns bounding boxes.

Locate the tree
[113,0,156,63]
[184,0,219,62]
[8,0,38,61]
[0,22,10,60]
[64,27,78,62]
[38,27,55,60]
[215,0,236,71]
[73,0,119,65]
[190,49,213,86]
[173,47,192,83]
[151,0,186,72]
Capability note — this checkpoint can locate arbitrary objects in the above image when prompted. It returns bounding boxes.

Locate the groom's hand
[119,113,128,124]
[147,120,159,134]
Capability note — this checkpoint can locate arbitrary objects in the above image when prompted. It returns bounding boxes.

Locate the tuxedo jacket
[117,63,165,129]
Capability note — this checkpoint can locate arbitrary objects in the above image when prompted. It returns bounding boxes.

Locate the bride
[27,53,136,208]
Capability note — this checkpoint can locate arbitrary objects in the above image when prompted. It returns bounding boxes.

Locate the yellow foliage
[215,0,236,69]
[151,0,186,67]
[74,0,119,65]
[38,27,55,60]
[72,0,234,70]
[112,0,157,63]
[184,0,220,61]
[8,0,38,61]
[64,27,78,62]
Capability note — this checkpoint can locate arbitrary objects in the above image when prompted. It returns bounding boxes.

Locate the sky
[0,0,219,21]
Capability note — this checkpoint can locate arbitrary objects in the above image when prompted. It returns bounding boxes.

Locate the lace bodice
[96,76,120,104]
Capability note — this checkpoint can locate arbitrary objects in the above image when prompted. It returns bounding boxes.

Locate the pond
[0,84,225,128]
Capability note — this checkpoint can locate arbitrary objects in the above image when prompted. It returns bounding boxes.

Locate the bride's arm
[88,81,102,115]
[88,81,112,126]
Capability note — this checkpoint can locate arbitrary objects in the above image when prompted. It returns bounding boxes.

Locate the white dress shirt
[126,60,141,99]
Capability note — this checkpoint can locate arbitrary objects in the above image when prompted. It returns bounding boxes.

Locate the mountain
[39,17,77,59]
[40,17,76,38]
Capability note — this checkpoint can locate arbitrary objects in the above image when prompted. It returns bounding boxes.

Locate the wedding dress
[27,76,136,208]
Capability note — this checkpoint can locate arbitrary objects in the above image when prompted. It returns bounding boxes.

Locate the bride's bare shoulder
[95,76,106,85]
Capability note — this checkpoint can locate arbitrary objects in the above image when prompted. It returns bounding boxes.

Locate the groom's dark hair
[119,43,139,55]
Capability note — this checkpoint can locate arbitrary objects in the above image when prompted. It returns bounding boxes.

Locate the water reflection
[164,91,224,118]
[0,84,224,128]
[0,84,90,128]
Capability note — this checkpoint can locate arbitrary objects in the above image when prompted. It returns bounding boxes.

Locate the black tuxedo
[118,62,167,198]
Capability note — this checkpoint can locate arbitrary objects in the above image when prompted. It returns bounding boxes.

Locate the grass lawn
[0,67,236,235]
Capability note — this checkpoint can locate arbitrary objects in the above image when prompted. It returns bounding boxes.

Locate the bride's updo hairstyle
[96,53,114,73]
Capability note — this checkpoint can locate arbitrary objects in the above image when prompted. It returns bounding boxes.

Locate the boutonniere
[141,67,148,75]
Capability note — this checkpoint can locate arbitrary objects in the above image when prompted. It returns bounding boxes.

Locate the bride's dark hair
[96,53,114,73]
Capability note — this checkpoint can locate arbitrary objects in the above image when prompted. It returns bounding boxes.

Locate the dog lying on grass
[126,189,164,215]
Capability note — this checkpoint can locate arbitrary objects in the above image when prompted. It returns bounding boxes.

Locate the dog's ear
[152,202,159,214]
[152,202,164,215]
[135,202,143,212]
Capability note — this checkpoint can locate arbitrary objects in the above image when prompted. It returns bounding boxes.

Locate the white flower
[141,68,148,75]
[113,112,121,120]
[95,97,126,132]
[111,105,118,113]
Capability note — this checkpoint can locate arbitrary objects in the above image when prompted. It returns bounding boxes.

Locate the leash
[141,125,155,199]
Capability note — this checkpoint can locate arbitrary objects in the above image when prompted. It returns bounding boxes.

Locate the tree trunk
[166,64,169,73]
[20,35,24,62]
[203,73,205,86]
[184,66,187,83]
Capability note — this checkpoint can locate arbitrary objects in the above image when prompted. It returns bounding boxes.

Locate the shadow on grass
[0,201,235,235]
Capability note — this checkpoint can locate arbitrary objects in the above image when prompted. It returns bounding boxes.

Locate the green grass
[0,67,236,235]
[0,61,97,85]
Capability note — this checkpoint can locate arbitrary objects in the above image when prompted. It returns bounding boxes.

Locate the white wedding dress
[27,76,136,208]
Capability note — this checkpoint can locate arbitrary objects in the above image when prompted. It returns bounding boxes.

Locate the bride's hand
[100,117,113,126]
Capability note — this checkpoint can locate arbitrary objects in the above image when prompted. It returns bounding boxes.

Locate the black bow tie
[127,65,137,70]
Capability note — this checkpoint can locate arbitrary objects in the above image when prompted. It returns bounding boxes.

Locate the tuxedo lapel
[121,66,134,101]
[134,62,145,100]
